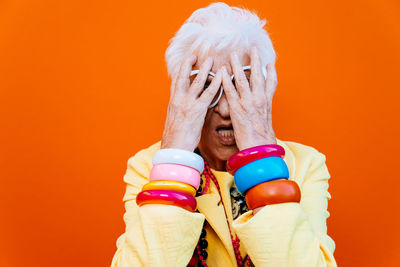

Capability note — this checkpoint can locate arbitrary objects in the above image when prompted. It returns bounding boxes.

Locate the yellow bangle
[142,180,197,196]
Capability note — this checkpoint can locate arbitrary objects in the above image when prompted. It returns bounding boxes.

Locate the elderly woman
[111,2,336,267]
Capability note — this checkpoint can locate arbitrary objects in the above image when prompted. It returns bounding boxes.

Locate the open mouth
[216,126,234,137]
[216,125,235,144]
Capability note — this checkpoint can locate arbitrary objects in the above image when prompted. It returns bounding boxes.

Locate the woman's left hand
[221,46,278,151]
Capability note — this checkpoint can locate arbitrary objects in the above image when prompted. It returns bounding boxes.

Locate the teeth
[217,129,234,138]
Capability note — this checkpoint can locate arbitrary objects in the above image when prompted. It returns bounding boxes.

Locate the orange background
[1,0,399,266]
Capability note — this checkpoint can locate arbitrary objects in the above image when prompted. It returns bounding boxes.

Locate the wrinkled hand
[221,46,278,151]
[161,55,222,151]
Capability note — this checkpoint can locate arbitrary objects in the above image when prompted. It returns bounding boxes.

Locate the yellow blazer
[111,138,337,267]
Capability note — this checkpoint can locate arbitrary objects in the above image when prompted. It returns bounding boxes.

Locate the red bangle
[245,179,301,210]
[136,189,197,212]
[226,144,285,175]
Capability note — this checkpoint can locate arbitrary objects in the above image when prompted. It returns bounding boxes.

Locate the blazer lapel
[196,187,237,266]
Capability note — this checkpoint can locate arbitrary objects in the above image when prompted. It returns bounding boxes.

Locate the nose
[213,91,230,119]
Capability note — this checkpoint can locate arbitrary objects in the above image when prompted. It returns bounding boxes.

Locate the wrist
[161,138,196,152]
[226,144,285,176]
[238,135,277,150]
[227,144,300,214]
[137,148,204,212]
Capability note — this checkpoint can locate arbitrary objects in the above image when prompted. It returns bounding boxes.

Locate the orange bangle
[142,180,197,196]
[245,179,301,210]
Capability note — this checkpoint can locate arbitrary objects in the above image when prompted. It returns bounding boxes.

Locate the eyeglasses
[189,65,267,108]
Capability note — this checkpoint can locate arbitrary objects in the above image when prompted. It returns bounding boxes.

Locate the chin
[213,143,239,161]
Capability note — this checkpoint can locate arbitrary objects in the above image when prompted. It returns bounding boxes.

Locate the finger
[190,57,213,96]
[176,55,197,96]
[199,69,222,104]
[266,98,274,135]
[267,104,273,125]
[250,46,265,94]
[169,73,179,97]
[221,66,239,104]
[229,52,250,98]
[265,63,278,100]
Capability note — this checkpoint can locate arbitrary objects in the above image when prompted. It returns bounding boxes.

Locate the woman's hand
[161,55,222,152]
[221,46,278,151]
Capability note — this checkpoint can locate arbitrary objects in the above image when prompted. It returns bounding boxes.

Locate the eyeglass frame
[189,65,268,108]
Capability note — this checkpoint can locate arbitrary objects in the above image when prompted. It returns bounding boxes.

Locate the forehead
[193,48,251,75]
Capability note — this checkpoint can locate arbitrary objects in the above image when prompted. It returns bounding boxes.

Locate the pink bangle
[136,190,197,212]
[226,144,286,175]
[150,163,201,189]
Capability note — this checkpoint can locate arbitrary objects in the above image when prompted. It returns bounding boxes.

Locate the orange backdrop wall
[1,0,399,266]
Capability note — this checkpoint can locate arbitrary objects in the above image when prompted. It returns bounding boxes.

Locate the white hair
[165,2,276,78]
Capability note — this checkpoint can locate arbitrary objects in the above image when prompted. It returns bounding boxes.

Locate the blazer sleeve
[231,150,337,267]
[111,148,206,267]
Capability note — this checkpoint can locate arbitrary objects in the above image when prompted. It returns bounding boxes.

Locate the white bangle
[153,148,204,173]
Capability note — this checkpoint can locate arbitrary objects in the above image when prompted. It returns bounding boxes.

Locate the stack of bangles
[226,144,301,211]
[136,148,204,212]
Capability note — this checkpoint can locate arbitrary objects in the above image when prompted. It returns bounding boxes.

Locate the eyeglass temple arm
[190,65,267,79]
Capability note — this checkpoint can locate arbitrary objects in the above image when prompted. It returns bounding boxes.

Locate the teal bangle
[234,156,289,194]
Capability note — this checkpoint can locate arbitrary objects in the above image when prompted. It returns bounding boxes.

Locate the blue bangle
[234,156,289,194]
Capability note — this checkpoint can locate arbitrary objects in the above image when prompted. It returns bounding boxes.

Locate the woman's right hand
[161,55,222,152]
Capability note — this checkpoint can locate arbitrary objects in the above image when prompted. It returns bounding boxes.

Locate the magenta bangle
[150,163,201,189]
[136,189,197,212]
[226,144,285,175]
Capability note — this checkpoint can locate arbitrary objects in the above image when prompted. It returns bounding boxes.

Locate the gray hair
[165,2,276,78]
